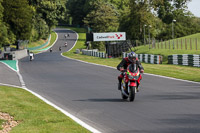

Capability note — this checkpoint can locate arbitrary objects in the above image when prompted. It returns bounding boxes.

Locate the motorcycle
[64,42,68,47]
[29,52,34,61]
[120,63,142,102]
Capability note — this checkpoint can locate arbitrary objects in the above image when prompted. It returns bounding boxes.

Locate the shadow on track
[73,98,126,102]
[147,92,200,100]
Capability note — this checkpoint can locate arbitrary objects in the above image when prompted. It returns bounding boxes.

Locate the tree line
[0,0,200,50]
[66,0,200,50]
[0,0,65,48]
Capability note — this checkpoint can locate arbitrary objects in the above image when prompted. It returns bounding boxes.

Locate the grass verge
[0,86,90,133]
[28,31,57,53]
[0,119,5,130]
[62,27,200,82]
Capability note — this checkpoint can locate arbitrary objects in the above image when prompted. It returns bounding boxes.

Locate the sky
[187,0,200,17]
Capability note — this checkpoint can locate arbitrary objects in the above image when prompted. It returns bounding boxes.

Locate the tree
[147,0,199,40]
[83,0,119,51]
[83,0,119,32]
[123,0,156,41]
[2,0,33,41]
[66,0,88,26]
[106,0,129,10]
[0,0,6,47]
[0,0,16,47]
[151,0,191,24]
[37,0,65,33]
[28,0,65,41]
[31,14,49,41]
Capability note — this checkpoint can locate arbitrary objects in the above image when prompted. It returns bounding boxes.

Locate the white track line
[0,61,17,72]
[0,29,101,133]
[3,28,199,133]
[0,83,22,89]
[0,81,101,133]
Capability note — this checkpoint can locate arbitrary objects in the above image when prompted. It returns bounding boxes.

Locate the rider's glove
[120,68,124,72]
[140,69,144,73]
[120,69,127,72]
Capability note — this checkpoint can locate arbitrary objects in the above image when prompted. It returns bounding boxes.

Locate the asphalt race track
[18,28,200,133]
[0,63,20,86]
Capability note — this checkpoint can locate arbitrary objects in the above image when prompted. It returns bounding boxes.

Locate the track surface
[0,63,20,86]
[17,28,200,133]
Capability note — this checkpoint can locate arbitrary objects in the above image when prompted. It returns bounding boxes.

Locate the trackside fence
[82,49,106,58]
[168,54,200,67]
[146,38,199,50]
[123,52,162,64]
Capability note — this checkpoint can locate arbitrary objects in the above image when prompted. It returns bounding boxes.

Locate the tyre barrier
[123,52,162,64]
[168,54,200,67]
[82,49,106,58]
[81,50,163,64]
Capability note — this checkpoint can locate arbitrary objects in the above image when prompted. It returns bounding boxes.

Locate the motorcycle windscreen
[128,64,139,73]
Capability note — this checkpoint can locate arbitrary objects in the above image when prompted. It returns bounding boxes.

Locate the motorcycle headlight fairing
[128,75,134,80]
[128,75,139,80]
[127,70,140,80]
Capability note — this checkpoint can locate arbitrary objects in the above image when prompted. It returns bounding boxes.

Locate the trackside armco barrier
[123,52,163,64]
[168,54,200,67]
[82,49,106,58]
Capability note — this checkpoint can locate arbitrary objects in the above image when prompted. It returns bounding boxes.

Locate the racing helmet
[128,52,136,62]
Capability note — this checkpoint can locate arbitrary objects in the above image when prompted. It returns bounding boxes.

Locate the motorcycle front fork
[123,81,139,93]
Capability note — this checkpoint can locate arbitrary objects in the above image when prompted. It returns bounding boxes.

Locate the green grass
[28,31,56,51]
[134,45,200,64]
[62,26,200,82]
[33,31,57,52]
[28,39,47,48]
[0,86,90,133]
[136,33,200,63]
[49,31,57,47]
[146,33,200,51]
[0,119,5,130]
[0,31,91,132]
[2,27,198,132]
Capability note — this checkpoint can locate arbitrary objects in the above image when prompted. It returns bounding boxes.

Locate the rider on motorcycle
[64,42,68,47]
[117,52,144,90]
[29,52,34,61]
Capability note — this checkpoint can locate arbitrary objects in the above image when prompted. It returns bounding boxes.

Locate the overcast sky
[187,0,200,17]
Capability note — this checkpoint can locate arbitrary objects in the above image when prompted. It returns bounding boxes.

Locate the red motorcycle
[120,63,143,102]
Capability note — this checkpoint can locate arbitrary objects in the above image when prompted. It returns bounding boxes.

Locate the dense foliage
[0,0,200,50]
[66,0,200,42]
[0,0,65,48]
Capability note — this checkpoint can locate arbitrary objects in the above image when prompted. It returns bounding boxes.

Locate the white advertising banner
[93,32,126,42]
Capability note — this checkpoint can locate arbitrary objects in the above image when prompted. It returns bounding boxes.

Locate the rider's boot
[118,77,122,90]
[136,84,139,92]
[136,87,139,92]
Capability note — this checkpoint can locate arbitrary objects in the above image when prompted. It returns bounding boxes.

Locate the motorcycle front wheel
[129,86,136,102]
[121,83,128,100]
